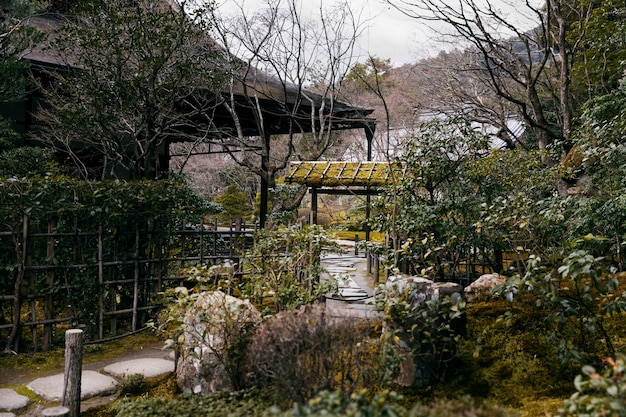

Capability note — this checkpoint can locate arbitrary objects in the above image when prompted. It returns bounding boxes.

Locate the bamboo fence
[0,216,253,352]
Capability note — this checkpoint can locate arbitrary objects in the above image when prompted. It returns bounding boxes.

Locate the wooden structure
[285,161,401,238]
[0,217,253,353]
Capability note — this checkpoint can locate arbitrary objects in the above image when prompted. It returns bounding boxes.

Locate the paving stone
[27,370,117,401]
[0,388,30,412]
[103,358,174,379]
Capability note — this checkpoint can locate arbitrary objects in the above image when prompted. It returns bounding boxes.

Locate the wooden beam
[308,188,379,196]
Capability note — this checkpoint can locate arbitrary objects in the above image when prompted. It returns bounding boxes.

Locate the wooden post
[354,234,359,256]
[42,406,70,417]
[61,329,83,417]
[132,226,139,332]
[44,217,56,351]
[373,255,380,284]
[98,224,104,340]
[311,187,318,224]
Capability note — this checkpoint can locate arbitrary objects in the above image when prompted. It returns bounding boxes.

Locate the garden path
[0,240,379,416]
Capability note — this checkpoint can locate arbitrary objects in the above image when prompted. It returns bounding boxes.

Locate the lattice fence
[0,216,252,353]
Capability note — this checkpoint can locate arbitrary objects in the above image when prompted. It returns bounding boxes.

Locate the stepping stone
[0,388,30,412]
[338,288,369,297]
[0,413,16,417]
[27,370,117,401]
[103,358,174,379]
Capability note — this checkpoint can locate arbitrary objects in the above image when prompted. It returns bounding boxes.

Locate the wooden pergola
[285,161,402,239]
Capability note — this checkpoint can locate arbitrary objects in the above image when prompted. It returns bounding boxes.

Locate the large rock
[464,273,507,302]
[176,290,261,394]
[385,274,463,300]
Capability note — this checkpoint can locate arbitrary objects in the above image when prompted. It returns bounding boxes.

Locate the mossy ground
[5,295,626,416]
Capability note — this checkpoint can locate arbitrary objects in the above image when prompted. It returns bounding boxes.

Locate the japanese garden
[1,0,626,416]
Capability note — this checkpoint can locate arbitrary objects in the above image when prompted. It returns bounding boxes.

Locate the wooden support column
[259,133,271,229]
[365,123,376,242]
[310,186,318,225]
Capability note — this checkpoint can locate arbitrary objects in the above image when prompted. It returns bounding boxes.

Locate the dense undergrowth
[74,291,626,417]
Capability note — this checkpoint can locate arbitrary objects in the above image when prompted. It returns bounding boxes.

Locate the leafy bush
[112,389,274,417]
[241,225,341,314]
[0,146,56,177]
[0,174,217,351]
[559,354,626,416]
[501,244,626,367]
[244,304,384,403]
[119,373,146,396]
[374,284,466,386]
[279,390,517,417]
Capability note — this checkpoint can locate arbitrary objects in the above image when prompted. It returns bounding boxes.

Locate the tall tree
[208,0,368,226]
[568,0,626,103]
[385,0,593,165]
[0,0,41,105]
[34,0,229,180]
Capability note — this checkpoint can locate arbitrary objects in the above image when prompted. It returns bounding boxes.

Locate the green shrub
[278,390,517,417]
[374,283,466,386]
[559,354,626,416]
[501,246,626,367]
[241,225,341,314]
[119,373,146,396]
[112,389,274,417]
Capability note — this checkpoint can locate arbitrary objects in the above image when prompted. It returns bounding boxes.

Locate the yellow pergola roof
[285,161,401,187]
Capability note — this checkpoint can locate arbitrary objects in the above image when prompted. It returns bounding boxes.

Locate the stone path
[322,250,379,320]
[0,349,175,417]
[0,240,378,416]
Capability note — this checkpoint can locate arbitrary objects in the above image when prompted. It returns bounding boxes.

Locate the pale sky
[213,0,542,67]
[213,0,435,66]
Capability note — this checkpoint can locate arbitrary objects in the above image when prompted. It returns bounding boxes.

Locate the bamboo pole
[98,224,104,340]
[132,226,139,332]
[44,217,56,351]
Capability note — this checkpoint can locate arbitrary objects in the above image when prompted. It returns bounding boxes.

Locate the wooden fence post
[44,217,56,351]
[61,329,83,417]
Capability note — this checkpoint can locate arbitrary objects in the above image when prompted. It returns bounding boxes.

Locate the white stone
[27,370,117,401]
[0,388,30,412]
[103,358,174,379]
[464,273,507,302]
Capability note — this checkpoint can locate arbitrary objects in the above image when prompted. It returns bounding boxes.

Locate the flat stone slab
[27,370,117,401]
[0,413,16,417]
[0,388,30,412]
[103,358,174,379]
[337,289,369,297]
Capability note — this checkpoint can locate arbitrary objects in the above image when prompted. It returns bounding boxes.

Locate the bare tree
[206,0,371,226]
[385,0,592,164]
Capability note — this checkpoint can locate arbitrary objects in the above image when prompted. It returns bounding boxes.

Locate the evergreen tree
[34,0,229,180]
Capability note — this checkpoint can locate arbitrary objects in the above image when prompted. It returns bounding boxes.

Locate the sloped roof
[23,13,375,137]
[285,161,401,187]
